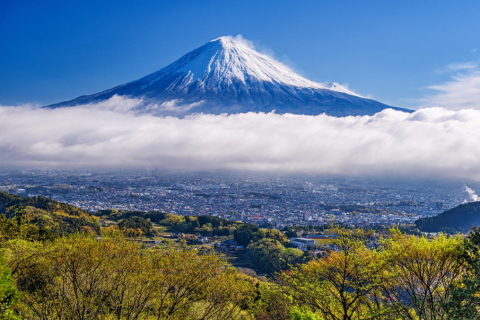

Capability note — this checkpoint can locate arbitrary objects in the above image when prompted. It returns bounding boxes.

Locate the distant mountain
[415,201,480,233]
[46,36,411,117]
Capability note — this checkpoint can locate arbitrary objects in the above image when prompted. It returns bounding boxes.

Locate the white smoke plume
[464,185,480,202]
[1,97,480,180]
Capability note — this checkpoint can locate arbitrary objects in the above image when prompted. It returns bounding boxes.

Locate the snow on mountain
[46,35,411,116]
[148,36,348,92]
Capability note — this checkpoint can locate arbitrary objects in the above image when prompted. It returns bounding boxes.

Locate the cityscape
[0,168,472,229]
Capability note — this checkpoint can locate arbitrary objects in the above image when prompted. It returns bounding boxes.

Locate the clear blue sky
[1,0,480,109]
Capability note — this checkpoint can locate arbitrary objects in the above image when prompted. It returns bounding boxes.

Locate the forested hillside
[416,201,480,233]
[0,191,99,239]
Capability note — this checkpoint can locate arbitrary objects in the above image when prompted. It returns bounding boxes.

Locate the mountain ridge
[46,36,411,117]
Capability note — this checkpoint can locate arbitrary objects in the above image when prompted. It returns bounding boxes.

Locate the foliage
[280,230,392,320]
[6,235,256,320]
[279,229,465,320]
[98,208,252,237]
[247,282,292,320]
[389,231,462,319]
[96,209,167,224]
[0,255,20,320]
[446,227,480,319]
[380,230,464,320]
[248,239,305,275]
[97,207,292,245]
[289,307,324,320]
[234,225,260,246]
[0,191,100,236]
[0,214,58,242]
[118,216,155,237]
[235,225,288,247]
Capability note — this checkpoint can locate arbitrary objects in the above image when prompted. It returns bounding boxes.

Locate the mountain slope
[415,201,480,233]
[46,36,411,117]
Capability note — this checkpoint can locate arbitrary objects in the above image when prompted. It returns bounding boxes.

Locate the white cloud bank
[1,98,480,180]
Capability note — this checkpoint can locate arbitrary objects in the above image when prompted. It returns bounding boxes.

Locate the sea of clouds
[1,94,480,180]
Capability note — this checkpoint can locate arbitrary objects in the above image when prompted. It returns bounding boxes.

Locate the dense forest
[0,191,480,319]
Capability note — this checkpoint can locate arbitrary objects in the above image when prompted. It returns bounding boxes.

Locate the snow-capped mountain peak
[143,35,358,95]
[46,35,411,117]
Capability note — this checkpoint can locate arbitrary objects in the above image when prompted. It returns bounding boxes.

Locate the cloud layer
[1,98,480,180]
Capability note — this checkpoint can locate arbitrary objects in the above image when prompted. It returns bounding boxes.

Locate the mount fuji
[46,36,411,117]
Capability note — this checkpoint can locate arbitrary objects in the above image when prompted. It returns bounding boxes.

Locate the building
[289,238,316,250]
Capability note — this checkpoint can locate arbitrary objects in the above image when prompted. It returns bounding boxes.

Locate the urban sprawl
[0,169,471,229]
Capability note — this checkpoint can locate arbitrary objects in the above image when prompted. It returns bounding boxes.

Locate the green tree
[280,230,392,320]
[248,239,304,274]
[247,282,292,320]
[0,255,20,320]
[7,235,256,320]
[234,225,259,246]
[118,216,155,237]
[381,230,464,320]
[290,307,324,320]
[446,227,480,319]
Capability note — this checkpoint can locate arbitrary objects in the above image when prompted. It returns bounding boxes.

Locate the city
[0,168,472,229]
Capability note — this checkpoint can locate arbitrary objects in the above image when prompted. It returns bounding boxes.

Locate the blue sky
[1,0,480,109]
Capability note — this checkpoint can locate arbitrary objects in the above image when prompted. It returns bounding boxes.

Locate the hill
[415,201,480,233]
[0,191,99,236]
